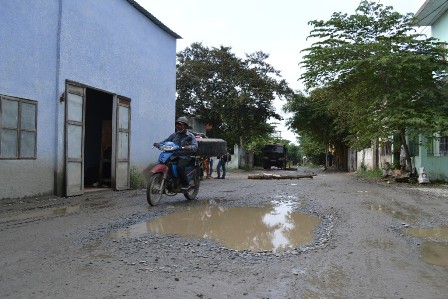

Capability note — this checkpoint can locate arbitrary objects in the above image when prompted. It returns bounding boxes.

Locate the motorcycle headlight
[160,145,178,151]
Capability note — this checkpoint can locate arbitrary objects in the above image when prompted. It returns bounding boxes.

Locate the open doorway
[84,88,113,190]
[65,82,131,196]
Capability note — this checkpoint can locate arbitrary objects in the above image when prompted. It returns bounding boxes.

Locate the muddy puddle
[404,227,448,240]
[110,200,321,252]
[1,205,81,222]
[403,226,448,267]
[367,202,448,267]
[420,242,448,267]
[366,203,421,222]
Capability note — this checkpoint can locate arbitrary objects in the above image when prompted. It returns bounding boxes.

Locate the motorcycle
[146,142,200,206]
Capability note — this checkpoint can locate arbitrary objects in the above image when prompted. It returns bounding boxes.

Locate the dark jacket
[217,153,230,162]
[161,130,198,159]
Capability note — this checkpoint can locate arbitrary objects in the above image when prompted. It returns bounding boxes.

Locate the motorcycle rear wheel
[147,173,164,206]
[184,170,200,200]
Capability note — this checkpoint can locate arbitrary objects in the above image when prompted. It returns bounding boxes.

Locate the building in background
[0,0,180,199]
[410,0,448,181]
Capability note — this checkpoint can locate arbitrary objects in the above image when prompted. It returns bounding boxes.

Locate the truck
[261,143,287,170]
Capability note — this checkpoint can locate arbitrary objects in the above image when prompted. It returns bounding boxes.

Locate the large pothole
[109,200,325,253]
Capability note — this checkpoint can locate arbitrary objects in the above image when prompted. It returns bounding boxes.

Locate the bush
[130,166,145,189]
[358,168,383,179]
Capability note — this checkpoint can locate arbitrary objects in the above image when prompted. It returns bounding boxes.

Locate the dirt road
[1,169,448,298]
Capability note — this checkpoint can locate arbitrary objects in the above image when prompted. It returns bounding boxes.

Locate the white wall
[357,148,373,170]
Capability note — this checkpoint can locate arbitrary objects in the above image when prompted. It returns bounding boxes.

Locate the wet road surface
[1,169,448,298]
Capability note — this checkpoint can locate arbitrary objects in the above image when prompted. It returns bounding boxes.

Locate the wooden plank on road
[248,173,316,180]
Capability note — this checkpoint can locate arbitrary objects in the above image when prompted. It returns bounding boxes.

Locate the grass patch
[130,166,145,189]
[358,168,383,179]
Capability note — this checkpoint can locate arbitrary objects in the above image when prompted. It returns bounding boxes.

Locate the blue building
[412,0,448,181]
[0,0,180,198]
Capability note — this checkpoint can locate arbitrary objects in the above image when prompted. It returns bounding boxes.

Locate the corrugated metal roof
[414,0,448,26]
[126,0,182,39]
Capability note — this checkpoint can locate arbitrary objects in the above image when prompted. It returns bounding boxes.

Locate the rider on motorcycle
[153,116,198,190]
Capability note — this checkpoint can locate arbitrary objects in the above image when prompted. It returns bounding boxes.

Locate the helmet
[175,116,190,127]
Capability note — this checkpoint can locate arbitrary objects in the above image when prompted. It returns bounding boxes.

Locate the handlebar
[153,142,195,151]
[153,142,181,151]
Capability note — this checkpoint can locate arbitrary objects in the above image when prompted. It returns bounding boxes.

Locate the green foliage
[286,143,301,165]
[299,134,322,157]
[284,89,350,150]
[244,135,291,155]
[176,43,294,148]
[358,168,383,179]
[244,135,274,155]
[298,134,326,165]
[294,0,448,155]
[130,166,144,189]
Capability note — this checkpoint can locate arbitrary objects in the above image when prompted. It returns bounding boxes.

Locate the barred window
[0,95,37,159]
[440,136,448,156]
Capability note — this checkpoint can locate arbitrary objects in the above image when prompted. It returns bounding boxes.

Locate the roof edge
[415,0,432,17]
[415,0,448,26]
[126,0,182,39]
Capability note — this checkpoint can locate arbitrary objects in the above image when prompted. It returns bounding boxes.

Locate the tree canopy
[287,0,448,169]
[176,42,294,147]
[284,89,351,167]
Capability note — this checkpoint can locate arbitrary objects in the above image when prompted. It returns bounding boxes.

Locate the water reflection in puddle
[366,203,419,222]
[404,227,448,240]
[420,242,448,267]
[367,202,448,267]
[110,201,321,252]
[402,227,448,267]
[1,205,80,222]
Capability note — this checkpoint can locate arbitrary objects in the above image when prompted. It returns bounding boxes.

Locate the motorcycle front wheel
[147,173,164,206]
[184,170,200,200]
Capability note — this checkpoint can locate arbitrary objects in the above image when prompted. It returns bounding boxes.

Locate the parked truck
[262,143,287,170]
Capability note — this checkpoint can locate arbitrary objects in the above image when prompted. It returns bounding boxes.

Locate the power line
[416,1,448,37]
[416,0,448,24]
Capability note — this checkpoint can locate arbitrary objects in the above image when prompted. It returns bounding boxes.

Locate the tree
[284,89,351,169]
[284,91,331,144]
[244,135,277,156]
[286,143,301,167]
[298,134,326,165]
[176,43,294,148]
[298,0,448,171]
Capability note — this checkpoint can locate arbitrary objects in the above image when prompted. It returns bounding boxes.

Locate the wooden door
[65,84,85,196]
[113,96,131,190]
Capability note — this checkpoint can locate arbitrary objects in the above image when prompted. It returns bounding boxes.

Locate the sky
[138,0,429,143]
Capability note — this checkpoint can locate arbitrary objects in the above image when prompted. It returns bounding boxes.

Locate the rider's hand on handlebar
[153,142,159,147]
